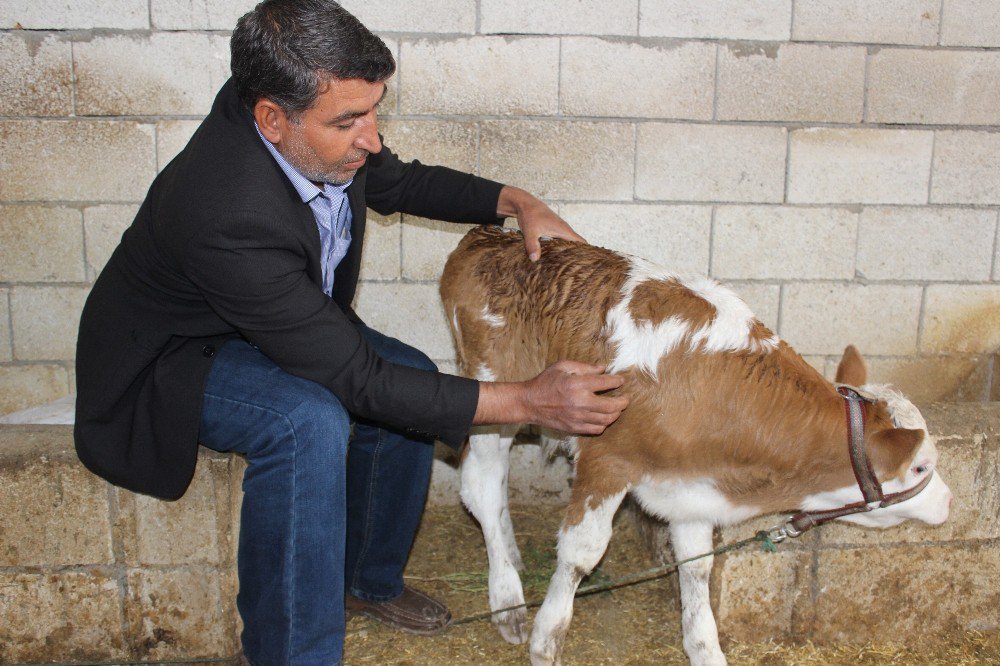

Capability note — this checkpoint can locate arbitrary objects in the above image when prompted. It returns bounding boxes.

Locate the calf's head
[802,345,953,528]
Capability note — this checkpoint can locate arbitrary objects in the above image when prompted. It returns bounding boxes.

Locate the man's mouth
[342,153,368,169]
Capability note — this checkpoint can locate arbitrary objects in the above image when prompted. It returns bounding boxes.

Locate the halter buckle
[768,522,803,543]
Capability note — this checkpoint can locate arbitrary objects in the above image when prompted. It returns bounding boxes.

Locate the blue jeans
[199,325,436,665]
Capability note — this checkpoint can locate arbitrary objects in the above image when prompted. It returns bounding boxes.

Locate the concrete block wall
[1,0,1000,414]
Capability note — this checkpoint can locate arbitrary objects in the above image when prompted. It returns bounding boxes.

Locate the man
[74,1,627,664]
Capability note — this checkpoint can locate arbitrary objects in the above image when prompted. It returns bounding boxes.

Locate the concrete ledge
[0,425,241,662]
[0,403,997,661]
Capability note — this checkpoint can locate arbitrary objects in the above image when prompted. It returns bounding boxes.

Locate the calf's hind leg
[670,521,726,666]
[530,487,628,666]
[460,424,527,643]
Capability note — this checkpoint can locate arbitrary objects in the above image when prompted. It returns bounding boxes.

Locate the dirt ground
[342,504,999,666]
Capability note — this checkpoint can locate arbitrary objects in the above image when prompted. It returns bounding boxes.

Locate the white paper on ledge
[0,395,76,425]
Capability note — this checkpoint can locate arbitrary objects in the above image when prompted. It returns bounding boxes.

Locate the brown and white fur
[440,226,953,666]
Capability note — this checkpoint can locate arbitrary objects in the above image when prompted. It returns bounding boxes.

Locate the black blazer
[75,79,504,500]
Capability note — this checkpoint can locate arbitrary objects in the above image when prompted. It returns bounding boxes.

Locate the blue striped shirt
[255,124,352,297]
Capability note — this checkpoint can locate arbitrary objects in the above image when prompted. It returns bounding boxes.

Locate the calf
[440,226,953,666]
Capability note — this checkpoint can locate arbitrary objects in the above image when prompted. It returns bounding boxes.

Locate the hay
[342,505,998,665]
[725,632,998,665]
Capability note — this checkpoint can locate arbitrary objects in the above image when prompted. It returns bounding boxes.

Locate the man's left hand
[497,185,586,261]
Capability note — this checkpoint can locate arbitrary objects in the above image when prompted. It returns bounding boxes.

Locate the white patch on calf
[605,306,690,376]
[481,305,505,328]
[686,276,779,354]
[803,470,951,529]
[605,259,693,376]
[631,476,760,526]
[557,491,628,567]
[605,256,776,377]
[476,363,497,382]
[450,306,463,351]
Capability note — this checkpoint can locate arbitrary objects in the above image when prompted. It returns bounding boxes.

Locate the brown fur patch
[628,278,716,332]
[441,227,630,382]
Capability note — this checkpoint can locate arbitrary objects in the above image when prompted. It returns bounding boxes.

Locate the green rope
[447,529,779,628]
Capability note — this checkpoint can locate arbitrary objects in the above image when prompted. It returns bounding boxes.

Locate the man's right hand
[473,360,628,435]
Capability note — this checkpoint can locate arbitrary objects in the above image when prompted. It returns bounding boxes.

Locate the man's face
[262,77,386,186]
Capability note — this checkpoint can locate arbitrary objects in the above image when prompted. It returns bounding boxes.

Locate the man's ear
[835,344,867,386]
[253,99,286,144]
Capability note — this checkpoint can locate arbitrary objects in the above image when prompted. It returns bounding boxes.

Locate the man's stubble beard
[282,125,366,186]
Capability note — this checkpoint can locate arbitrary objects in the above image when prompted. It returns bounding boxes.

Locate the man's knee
[286,384,351,449]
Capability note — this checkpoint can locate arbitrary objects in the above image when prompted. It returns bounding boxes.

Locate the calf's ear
[870,427,924,479]
[835,344,867,386]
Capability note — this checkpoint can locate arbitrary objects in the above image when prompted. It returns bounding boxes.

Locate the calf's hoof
[529,644,560,666]
[529,629,565,666]
[687,645,727,666]
[492,607,528,644]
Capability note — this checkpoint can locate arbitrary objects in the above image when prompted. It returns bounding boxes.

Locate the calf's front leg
[460,425,527,643]
[669,521,726,666]
[530,488,627,666]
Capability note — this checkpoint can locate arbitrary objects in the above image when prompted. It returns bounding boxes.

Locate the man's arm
[180,209,481,446]
[365,144,588,262]
[364,143,505,224]
[474,360,628,435]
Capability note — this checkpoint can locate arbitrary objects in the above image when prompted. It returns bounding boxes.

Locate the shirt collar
[254,123,352,204]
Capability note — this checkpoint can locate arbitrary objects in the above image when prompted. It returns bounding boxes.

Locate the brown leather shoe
[345,585,452,636]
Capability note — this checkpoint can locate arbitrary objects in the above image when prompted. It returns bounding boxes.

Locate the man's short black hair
[231,0,395,116]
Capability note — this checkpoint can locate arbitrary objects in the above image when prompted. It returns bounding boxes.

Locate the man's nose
[357,114,381,154]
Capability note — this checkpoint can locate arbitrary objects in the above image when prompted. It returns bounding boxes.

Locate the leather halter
[771,385,934,541]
